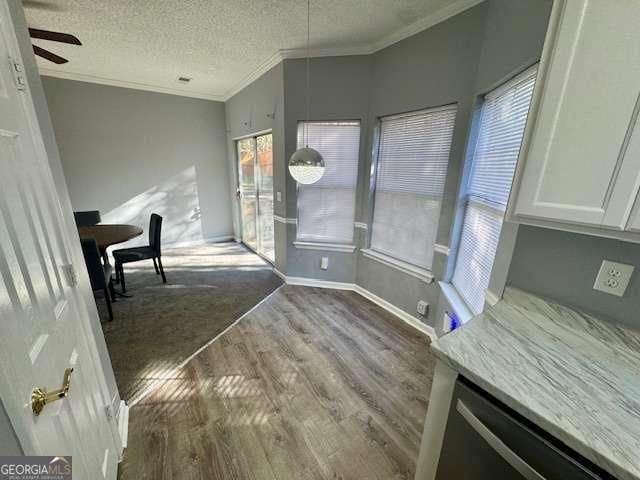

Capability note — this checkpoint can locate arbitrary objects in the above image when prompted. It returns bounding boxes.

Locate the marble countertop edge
[431,287,640,480]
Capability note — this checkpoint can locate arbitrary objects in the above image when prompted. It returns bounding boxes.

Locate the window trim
[361,248,434,283]
[293,241,357,253]
[366,103,458,271]
[295,119,362,246]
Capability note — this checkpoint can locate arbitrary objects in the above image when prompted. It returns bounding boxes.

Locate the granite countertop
[432,287,640,480]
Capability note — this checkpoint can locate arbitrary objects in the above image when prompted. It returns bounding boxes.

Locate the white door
[0,3,120,478]
[513,0,640,228]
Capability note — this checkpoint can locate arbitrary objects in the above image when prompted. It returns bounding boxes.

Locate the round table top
[78,224,143,250]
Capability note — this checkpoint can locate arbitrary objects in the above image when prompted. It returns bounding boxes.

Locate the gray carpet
[99,242,282,402]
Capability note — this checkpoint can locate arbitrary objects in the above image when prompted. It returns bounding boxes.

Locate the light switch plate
[320,256,329,270]
[276,191,282,202]
[593,260,634,297]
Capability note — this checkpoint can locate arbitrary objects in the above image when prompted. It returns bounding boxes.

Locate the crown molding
[222,0,484,101]
[38,68,226,102]
[368,0,485,53]
[222,50,284,101]
[38,0,484,103]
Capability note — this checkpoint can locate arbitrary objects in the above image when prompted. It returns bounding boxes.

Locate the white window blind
[452,65,538,315]
[370,105,457,269]
[296,121,361,244]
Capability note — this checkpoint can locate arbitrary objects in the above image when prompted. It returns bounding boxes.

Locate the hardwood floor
[119,285,436,480]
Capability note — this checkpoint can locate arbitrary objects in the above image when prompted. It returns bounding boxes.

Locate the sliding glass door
[237,133,274,262]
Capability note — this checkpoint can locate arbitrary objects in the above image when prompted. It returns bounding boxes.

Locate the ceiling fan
[29,28,81,64]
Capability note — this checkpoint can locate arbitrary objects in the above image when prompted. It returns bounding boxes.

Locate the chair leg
[104,287,114,321]
[115,263,120,283]
[157,256,167,283]
[109,278,116,303]
[153,257,160,274]
[119,264,127,293]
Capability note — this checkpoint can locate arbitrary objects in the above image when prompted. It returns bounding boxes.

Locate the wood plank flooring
[119,285,436,480]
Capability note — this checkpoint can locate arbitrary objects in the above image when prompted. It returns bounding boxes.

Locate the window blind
[452,65,538,314]
[370,105,457,269]
[296,121,361,244]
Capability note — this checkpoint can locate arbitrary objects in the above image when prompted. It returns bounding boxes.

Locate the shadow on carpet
[98,242,282,402]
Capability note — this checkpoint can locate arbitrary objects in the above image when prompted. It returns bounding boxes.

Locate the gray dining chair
[81,237,116,321]
[74,210,101,227]
[113,213,166,293]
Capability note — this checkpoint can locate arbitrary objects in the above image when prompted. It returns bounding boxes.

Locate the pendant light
[288,0,325,185]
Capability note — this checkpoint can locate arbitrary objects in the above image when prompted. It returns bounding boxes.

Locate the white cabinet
[509,0,640,240]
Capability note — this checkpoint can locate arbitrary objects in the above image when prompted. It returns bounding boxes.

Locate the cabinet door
[514,0,640,229]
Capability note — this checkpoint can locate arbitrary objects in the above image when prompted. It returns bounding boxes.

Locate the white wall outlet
[593,260,634,297]
[320,256,329,270]
[276,191,282,202]
[417,300,429,316]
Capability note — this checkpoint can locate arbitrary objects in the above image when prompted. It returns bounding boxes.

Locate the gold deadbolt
[31,368,73,416]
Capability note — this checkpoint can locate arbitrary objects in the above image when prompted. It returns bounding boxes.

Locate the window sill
[438,282,474,325]
[293,241,357,253]
[360,249,434,283]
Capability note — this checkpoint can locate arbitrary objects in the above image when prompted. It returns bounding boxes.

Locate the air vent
[177,76,191,83]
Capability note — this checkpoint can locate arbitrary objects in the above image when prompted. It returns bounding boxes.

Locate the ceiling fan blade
[33,45,68,64]
[29,28,81,45]
[22,1,66,12]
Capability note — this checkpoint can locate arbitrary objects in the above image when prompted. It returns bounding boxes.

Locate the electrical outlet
[276,191,282,202]
[320,256,329,270]
[417,300,429,316]
[593,260,634,297]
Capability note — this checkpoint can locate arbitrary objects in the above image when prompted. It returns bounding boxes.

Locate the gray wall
[224,0,557,331]
[508,226,640,329]
[283,55,373,283]
[42,77,233,249]
[357,4,489,323]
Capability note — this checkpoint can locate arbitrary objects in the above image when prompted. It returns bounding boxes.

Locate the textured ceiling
[24,0,478,100]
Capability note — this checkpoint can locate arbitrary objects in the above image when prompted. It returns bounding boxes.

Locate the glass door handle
[31,368,73,415]
[457,400,547,480]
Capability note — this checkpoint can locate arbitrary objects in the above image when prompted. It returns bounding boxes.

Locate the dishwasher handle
[457,400,547,480]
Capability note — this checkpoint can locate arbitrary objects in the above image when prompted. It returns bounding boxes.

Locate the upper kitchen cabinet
[508,0,640,240]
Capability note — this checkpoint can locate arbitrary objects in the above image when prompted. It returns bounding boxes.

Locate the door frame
[1,0,124,459]
[233,129,275,264]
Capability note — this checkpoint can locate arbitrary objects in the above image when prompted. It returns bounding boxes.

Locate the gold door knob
[31,368,73,415]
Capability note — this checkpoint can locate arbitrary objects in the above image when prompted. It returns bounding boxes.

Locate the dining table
[79,223,143,269]
[78,224,143,255]
[78,224,143,297]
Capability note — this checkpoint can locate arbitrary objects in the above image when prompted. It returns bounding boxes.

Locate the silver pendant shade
[289,147,325,185]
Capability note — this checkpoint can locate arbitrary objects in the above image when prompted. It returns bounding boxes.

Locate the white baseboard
[353,285,437,340]
[117,400,129,451]
[285,275,355,291]
[484,288,501,307]
[163,235,235,249]
[206,234,236,244]
[273,269,437,341]
[273,267,287,281]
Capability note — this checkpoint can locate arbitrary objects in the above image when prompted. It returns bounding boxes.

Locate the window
[369,105,457,270]
[452,65,538,314]
[296,121,361,244]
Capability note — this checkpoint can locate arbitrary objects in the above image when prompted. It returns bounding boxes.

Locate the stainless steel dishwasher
[435,378,613,480]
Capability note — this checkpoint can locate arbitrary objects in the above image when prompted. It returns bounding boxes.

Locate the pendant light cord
[305,0,310,148]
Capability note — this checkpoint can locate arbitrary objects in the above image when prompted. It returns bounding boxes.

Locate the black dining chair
[113,213,166,293]
[80,238,116,321]
[74,210,101,227]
